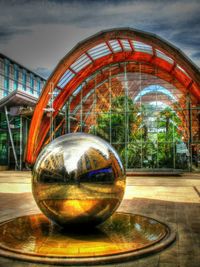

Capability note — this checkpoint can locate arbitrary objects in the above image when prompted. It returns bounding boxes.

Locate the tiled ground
[0,171,199,267]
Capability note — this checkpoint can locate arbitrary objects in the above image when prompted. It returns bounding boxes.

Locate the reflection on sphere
[32,133,126,227]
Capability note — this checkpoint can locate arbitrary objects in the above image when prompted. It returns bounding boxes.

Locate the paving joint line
[193,186,200,198]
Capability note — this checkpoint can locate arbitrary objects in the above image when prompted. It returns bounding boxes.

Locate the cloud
[34,67,52,79]
[0,26,30,43]
[192,52,200,59]
[0,0,199,72]
[191,52,200,68]
[0,26,15,42]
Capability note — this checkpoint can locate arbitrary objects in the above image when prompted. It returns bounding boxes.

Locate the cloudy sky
[0,0,199,78]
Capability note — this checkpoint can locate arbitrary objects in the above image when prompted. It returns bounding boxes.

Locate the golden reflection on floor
[0,212,175,264]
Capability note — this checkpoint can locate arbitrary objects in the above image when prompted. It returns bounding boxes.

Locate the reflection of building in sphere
[37,152,65,183]
[32,133,126,227]
[76,147,113,183]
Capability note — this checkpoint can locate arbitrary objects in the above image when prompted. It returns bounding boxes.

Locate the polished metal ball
[32,133,126,227]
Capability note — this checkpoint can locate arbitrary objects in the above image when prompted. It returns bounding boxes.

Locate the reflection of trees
[90,95,184,168]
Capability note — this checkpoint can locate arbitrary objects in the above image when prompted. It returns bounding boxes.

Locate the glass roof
[70,54,92,73]
[57,39,189,90]
[120,40,131,51]
[156,49,174,64]
[57,69,75,88]
[108,40,122,52]
[88,43,111,60]
[132,40,153,54]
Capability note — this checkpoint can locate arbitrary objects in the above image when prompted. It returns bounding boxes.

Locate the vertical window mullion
[4,59,9,96]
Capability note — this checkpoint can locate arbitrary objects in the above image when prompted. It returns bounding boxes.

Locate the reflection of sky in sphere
[37,146,63,170]
[63,140,109,173]
[63,143,89,173]
[134,85,177,102]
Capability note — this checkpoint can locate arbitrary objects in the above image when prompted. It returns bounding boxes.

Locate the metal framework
[26,28,200,165]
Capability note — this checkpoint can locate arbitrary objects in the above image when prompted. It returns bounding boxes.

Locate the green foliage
[90,95,183,168]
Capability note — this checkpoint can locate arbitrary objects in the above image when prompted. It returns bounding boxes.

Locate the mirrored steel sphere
[32,133,126,227]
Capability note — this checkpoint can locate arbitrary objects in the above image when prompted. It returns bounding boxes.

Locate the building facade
[0,53,46,169]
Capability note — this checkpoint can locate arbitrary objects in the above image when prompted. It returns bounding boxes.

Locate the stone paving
[0,171,199,267]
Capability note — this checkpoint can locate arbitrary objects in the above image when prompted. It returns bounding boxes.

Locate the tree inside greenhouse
[90,95,188,169]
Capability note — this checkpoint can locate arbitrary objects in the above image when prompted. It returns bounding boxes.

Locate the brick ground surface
[0,171,199,267]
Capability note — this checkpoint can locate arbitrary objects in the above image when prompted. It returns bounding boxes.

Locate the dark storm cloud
[0,0,199,76]
[63,0,200,59]
[149,17,200,54]
[0,26,30,42]
[172,30,200,49]
[0,26,16,42]
[168,14,200,47]
[192,52,200,59]
[0,0,197,28]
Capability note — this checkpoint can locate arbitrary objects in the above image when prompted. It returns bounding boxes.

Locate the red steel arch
[26,28,200,165]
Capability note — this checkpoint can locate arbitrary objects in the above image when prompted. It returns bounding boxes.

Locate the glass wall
[64,62,200,171]
[0,113,8,165]
[0,56,45,100]
[0,111,31,168]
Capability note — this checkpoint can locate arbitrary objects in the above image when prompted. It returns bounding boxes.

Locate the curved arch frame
[26,28,200,164]
[69,61,186,114]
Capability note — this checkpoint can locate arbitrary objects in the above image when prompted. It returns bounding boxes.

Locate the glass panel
[22,70,26,91]
[0,132,8,165]
[70,54,92,73]
[57,69,75,88]
[157,142,173,168]
[121,39,132,51]
[94,113,111,143]
[175,142,190,170]
[88,43,111,60]
[191,144,200,171]
[108,40,122,52]
[14,64,18,90]
[126,142,142,169]
[156,49,174,64]
[132,41,153,54]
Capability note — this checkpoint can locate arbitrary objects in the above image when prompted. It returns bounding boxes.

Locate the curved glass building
[24,28,200,171]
